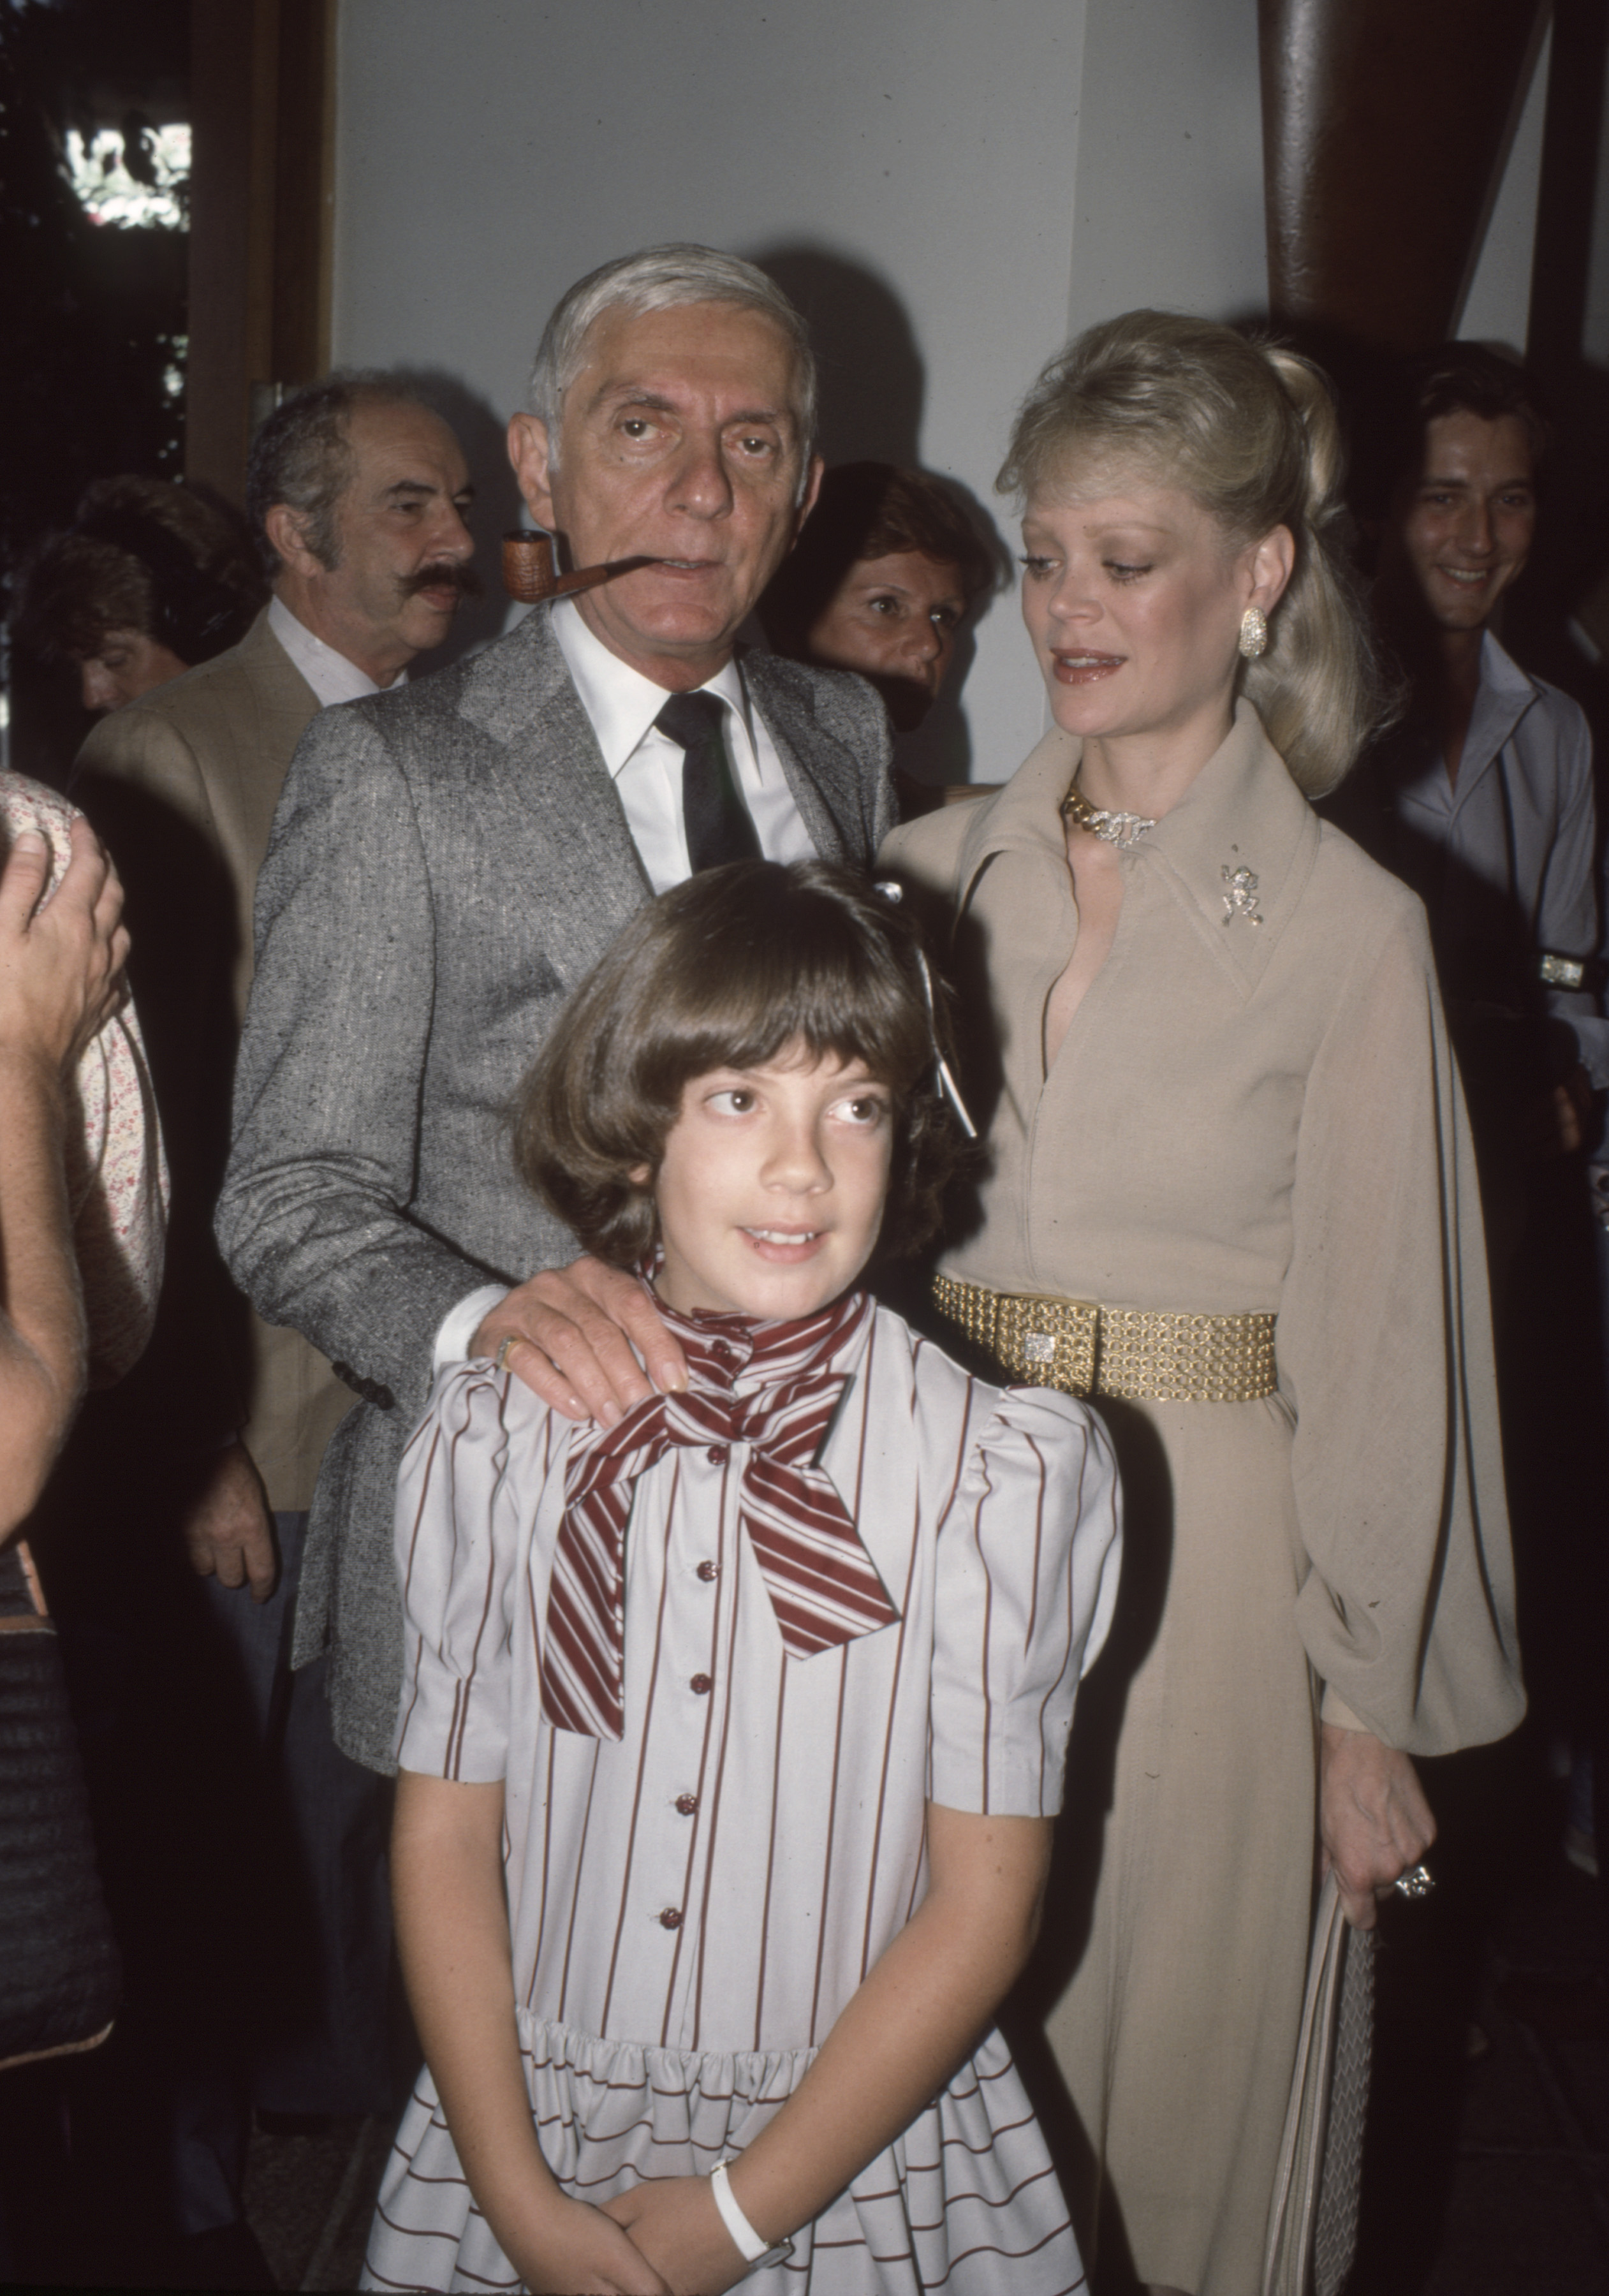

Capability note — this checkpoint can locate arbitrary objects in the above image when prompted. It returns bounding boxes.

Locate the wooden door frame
[185,0,335,504]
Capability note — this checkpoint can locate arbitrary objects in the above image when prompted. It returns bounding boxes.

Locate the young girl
[363,861,1121,2296]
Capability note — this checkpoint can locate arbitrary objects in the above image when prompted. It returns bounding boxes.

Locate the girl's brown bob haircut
[514,860,962,1271]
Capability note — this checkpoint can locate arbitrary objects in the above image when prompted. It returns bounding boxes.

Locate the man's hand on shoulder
[184,1438,279,1603]
[471,1256,687,1426]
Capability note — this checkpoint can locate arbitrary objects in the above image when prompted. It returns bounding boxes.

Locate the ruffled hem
[362,2014,1084,2293]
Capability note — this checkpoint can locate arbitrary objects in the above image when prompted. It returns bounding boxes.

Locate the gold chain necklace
[1059,779,1157,850]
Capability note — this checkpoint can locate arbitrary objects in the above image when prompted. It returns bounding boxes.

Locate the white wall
[331,0,1082,778]
[330,0,1286,780]
[1063,0,1267,342]
[1455,18,1550,351]
[327,0,1543,777]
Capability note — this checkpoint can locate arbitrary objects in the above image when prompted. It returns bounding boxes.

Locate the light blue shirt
[1338,631,1606,1090]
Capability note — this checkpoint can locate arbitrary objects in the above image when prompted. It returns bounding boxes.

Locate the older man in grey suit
[217,247,895,1773]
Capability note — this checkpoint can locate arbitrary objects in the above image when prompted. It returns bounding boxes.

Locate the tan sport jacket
[76,608,353,1512]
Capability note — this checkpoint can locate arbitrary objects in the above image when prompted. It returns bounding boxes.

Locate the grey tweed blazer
[214,604,894,1770]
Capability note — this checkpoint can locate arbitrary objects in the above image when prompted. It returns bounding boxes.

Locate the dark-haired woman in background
[883,312,1524,2294]
[761,461,996,734]
[15,475,263,714]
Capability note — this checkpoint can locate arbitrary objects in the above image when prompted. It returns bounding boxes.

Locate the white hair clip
[875,881,978,1140]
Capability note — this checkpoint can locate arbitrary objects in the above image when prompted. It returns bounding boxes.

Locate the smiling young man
[1337,344,1605,1179]
[215,248,895,1777]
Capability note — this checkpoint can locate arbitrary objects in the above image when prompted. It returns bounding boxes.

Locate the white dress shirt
[435,601,817,1367]
[550,598,814,893]
[268,595,406,709]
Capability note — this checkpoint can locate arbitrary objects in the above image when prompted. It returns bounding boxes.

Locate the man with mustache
[68,375,474,2244]
[216,247,893,1777]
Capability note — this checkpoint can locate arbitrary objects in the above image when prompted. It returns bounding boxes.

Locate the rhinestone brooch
[1221,863,1263,926]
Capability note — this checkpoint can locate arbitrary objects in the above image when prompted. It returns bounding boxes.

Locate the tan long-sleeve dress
[881,703,1524,2296]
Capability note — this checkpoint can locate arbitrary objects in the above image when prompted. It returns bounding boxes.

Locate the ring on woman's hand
[494,1334,520,1374]
[1393,1862,1434,1900]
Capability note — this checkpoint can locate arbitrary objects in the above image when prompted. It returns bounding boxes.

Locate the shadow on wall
[753,243,925,467]
[904,473,1014,786]
[391,366,527,668]
[752,244,1013,784]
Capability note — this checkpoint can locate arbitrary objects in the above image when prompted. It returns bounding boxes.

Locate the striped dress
[363,1293,1120,2295]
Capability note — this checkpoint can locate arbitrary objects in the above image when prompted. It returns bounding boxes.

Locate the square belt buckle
[997,1294,1099,1395]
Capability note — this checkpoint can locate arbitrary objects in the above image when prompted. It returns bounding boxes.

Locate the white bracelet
[710,2159,793,2269]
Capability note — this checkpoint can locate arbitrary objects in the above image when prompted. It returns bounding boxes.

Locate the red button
[696,1560,719,1583]
[714,1343,737,1364]
[659,1906,683,1931]
[690,1673,712,1695]
[675,1793,698,1816]
[705,1445,730,1466]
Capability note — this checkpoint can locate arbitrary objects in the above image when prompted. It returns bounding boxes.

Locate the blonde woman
[881,311,1524,2296]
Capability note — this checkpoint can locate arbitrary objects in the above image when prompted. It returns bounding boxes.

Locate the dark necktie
[655,689,761,873]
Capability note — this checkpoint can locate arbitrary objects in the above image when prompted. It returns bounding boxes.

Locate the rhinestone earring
[1238,605,1268,659]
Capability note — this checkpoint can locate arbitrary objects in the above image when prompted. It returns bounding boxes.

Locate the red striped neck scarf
[541,1286,899,1740]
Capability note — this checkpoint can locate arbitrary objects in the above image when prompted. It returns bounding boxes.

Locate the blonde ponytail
[999,313,1392,794]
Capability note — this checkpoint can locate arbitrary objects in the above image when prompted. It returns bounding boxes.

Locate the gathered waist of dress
[517,2008,818,2099]
[931,1272,1277,1403]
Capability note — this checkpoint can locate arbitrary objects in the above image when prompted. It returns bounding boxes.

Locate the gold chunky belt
[932,1273,1277,1402]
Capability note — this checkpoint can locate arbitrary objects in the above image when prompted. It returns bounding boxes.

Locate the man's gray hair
[527,245,818,483]
[246,370,432,577]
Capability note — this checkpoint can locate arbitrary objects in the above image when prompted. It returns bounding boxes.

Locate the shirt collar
[1458,628,1543,794]
[636,1269,874,1392]
[551,596,751,776]
[1378,629,1543,804]
[952,700,1319,994]
[268,594,406,709]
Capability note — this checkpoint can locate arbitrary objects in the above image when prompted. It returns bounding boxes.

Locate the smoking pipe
[502,530,656,603]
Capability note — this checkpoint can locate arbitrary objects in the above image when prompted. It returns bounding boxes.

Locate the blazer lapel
[211,610,321,879]
[744,651,858,863]
[455,607,653,966]
[444,621,869,973]
[240,607,319,727]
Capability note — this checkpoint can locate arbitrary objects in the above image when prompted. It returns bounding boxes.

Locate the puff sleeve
[393,1363,562,1781]
[929,1381,1121,1818]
